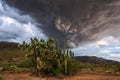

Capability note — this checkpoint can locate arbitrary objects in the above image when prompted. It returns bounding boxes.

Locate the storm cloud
[2,0,120,61]
[4,0,120,47]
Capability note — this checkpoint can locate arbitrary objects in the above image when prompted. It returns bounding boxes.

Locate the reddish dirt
[1,70,120,80]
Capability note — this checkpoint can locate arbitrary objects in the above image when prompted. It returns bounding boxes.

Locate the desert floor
[1,70,120,80]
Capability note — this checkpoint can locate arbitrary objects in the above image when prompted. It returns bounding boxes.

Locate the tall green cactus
[19,37,77,77]
[70,50,74,58]
[63,43,68,74]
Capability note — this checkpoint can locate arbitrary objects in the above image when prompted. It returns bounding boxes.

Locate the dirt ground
[1,70,120,80]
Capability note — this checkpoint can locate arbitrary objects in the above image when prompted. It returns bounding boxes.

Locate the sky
[0,0,47,43]
[1,0,120,61]
[72,36,120,61]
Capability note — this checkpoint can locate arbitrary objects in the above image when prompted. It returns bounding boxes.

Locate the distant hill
[0,42,119,64]
[0,42,24,60]
[0,42,18,50]
[75,56,119,64]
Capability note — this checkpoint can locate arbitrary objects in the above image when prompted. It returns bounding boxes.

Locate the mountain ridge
[75,56,120,64]
[0,41,119,63]
[0,41,18,50]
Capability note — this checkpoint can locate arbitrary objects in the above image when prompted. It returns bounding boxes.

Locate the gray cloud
[2,0,120,61]
[0,0,47,43]
[72,36,120,61]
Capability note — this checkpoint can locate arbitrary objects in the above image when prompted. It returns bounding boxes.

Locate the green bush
[10,65,18,72]
[67,59,82,75]
[10,65,30,72]
[1,62,15,71]
[17,59,32,68]
[19,37,80,77]
[115,64,120,72]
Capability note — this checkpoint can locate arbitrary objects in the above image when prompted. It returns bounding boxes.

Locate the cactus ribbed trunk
[64,43,68,74]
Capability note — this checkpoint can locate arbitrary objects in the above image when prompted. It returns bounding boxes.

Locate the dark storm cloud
[4,0,120,47]
[3,0,120,61]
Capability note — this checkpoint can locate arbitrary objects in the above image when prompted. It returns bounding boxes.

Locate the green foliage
[115,64,120,72]
[67,59,81,75]
[10,65,18,72]
[10,65,30,72]
[17,59,32,68]
[18,37,79,77]
[0,62,16,71]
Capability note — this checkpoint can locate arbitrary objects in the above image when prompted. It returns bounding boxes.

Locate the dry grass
[0,49,25,60]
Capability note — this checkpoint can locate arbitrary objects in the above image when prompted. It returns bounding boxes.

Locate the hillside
[0,42,25,60]
[75,56,119,64]
[0,42,18,50]
[75,56,120,71]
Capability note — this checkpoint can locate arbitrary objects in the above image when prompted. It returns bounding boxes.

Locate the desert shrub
[10,65,18,72]
[115,64,120,72]
[18,37,80,77]
[17,59,32,68]
[67,59,82,75]
[0,61,31,72]
[1,62,16,71]
[10,65,30,72]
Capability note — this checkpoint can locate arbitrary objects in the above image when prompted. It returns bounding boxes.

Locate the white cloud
[72,36,120,61]
[96,40,108,46]
[0,0,47,43]
[105,54,120,61]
